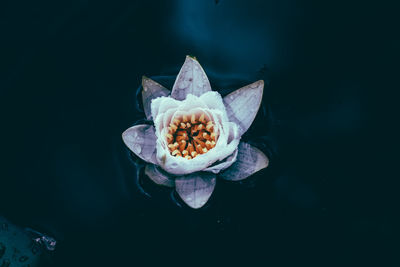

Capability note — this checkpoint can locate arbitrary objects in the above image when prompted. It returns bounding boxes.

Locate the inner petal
[165,111,219,160]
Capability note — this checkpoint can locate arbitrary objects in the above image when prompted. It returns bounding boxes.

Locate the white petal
[175,173,216,209]
[162,108,179,131]
[223,80,264,136]
[171,56,212,100]
[219,142,269,181]
[213,121,240,160]
[203,148,238,173]
[141,76,170,120]
[145,164,175,187]
[199,91,226,113]
[151,96,180,122]
[156,149,207,175]
[175,94,208,111]
[122,124,158,164]
[202,122,240,172]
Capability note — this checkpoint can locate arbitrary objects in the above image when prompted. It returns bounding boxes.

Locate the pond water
[1,0,383,266]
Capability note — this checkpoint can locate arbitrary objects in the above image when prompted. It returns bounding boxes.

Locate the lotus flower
[122,56,269,209]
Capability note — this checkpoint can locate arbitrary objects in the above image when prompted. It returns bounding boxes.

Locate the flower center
[165,113,217,159]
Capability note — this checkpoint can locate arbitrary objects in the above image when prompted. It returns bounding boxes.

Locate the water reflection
[171,0,298,73]
[0,0,368,264]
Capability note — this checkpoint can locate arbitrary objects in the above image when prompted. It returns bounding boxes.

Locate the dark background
[0,0,395,266]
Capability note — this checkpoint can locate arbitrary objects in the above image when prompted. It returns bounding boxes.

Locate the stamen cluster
[166,113,217,160]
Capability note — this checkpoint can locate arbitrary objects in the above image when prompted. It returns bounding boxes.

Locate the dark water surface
[0,0,393,266]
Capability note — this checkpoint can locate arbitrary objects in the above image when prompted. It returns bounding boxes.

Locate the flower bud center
[166,112,217,159]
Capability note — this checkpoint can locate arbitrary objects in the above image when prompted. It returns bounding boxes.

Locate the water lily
[122,56,269,209]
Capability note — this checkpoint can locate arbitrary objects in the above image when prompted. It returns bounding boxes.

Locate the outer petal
[199,91,227,114]
[122,124,158,164]
[142,76,170,120]
[145,164,175,187]
[171,56,212,100]
[223,80,264,136]
[175,172,216,209]
[219,142,269,181]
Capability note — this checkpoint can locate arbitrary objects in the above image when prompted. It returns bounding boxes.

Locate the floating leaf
[171,56,212,100]
[122,124,158,164]
[142,76,170,120]
[144,164,175,187]
[175,172,216,209]
[223,80,264,136]
[219,142,269,181]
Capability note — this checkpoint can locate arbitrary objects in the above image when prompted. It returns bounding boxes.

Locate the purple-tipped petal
[171,56,212,100]
[145,164,175,187]
[223,80,264,136]
[122,124,158,164]
[175,172,216,209]
[142,76,170,120]
[219,142,269,181]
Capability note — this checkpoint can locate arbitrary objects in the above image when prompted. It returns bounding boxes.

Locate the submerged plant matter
[122,56,269,208]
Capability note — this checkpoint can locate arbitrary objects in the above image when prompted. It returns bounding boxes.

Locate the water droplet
[179,81,189,89]
[133,144,142,153]
[126,135,134,142]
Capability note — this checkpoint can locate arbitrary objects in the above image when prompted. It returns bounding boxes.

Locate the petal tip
[141,75,149,84]
[121,125,157,164]
[186,55,198,61]
[175,174,216,209]
[254,147,269,171]
[121,128,130,142]
[219,142,269,181]
[189,202,206,209]
[223,80,265,136]
[141,75,151,87]
[253,80,265,93]
[171,55,211,99]
[121,127,140,154]
[122,133,136,155]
